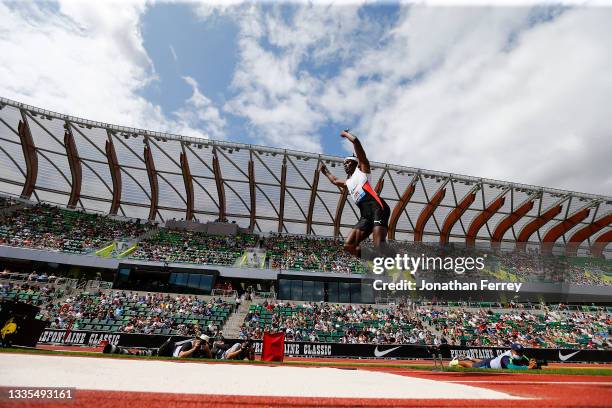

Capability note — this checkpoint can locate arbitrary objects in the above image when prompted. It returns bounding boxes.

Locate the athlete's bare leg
[345,228,368,257]
[372,226,387,247]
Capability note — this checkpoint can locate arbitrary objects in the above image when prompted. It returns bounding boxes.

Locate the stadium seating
[129,229,257,265]
[242,301,434,344]
[264,234,367,274]
[424,307,611,350]
[0,204,149,254]
[0,203,609,284]
[0,196,18,208]
[36,290,235,338]
[240,300,611,350]
[0,282,59,306]
[7,279,608,350]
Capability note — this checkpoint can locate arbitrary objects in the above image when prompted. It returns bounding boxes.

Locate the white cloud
[174,76,226,139]
[1,1,609,198]
[220,2,385,151]
[0,0,222,140]
[348,7,612,196]
[219,4,610,195]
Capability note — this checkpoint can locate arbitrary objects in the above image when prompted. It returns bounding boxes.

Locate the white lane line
[0,354,526,400]
[449,381,612,385]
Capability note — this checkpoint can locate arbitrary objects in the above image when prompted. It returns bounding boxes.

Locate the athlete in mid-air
[319,129,390,258]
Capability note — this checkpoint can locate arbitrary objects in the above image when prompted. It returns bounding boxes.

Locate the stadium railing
[211,289,238,298]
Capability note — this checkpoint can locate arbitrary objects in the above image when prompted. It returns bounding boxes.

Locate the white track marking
[0,354,525,400]
[449,381,612,385]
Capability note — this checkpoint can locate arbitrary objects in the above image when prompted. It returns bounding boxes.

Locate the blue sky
[0,1,610,195]
[138,1,401,156]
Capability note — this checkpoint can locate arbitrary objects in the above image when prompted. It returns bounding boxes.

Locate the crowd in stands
[425,307,611,350]
[0,281,60,306]
[36,290,234,338]
[130,230,257,265]
[0,204,148,254]
[264,234,366,274]
[3,272,609,350]
[1,268,60,283]
[0,196,18,208]
[382,241,611,286]
[241,301,436,344]
[0,203,609,285]
[239,300,611,350]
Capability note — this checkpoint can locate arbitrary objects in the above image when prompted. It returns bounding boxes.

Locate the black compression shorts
[354,196,390,235]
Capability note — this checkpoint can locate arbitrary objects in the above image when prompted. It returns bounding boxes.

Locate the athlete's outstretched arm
[341,130,370,173]
[319,162,345,188]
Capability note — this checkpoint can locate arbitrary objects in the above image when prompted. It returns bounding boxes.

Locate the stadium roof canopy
[0,96,610,257]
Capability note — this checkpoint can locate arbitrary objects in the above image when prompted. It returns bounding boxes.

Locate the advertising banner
[37,329,612,363]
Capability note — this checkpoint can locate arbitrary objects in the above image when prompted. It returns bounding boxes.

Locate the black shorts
[354,197,390,235]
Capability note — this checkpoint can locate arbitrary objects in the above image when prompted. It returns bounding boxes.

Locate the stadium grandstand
[0,97,610,354]
[0,97,609,256]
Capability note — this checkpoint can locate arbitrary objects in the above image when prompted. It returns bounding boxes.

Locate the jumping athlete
[319,129,391,258]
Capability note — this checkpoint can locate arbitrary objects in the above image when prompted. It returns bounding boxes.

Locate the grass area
[1,347,610,376]
[445,366,612,376]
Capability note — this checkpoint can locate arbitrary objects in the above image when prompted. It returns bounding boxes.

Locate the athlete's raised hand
[319,161,345,188]
[340,129,354,141]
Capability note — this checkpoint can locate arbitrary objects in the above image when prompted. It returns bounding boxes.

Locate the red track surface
[8,346,611,407]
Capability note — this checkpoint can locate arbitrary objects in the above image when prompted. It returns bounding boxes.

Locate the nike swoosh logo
[559,350,580,361]
[374,346,401,357]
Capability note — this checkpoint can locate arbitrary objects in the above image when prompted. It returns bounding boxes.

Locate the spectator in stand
[37,290,234,338]
[0,204,149,254]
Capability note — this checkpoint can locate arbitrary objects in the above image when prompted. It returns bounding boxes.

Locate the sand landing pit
[0,354,525,400]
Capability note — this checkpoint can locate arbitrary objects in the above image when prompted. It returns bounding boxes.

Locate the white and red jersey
[346,167,384,208]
